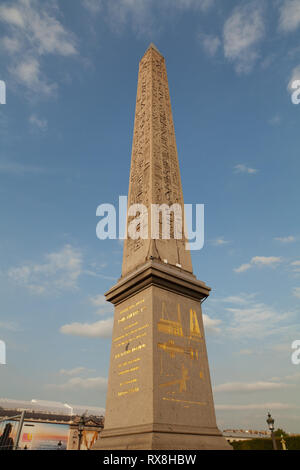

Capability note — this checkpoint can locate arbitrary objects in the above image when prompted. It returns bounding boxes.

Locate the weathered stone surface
[93,45,231,450]
[122,44,193,277]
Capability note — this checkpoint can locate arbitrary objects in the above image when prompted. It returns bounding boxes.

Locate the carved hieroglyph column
[122,43,192,276]
[94,44,231,450]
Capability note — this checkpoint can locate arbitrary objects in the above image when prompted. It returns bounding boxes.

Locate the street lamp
[78,415,85,451]
[266,412,277,450]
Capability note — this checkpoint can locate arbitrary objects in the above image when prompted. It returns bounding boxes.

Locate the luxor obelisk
[94,44,231,450]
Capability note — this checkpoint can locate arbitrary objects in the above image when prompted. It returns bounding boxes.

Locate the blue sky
[0,0,300,433]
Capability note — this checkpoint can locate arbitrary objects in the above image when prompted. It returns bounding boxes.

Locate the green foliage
[230,436,300,451]
[274,428,288,437]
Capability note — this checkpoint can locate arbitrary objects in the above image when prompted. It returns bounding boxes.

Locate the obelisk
[94,44,231,450]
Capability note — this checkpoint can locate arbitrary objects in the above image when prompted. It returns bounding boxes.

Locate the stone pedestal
[93,261,231,450]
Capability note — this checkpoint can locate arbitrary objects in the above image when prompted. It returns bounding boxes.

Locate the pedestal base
[93,425,232,450]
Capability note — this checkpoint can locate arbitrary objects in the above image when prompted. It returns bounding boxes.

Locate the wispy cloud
[279,0,300,33]
[0,321,19,332]
[293,287,300,298]
[0,0,78,97]
[82,0,103,14]
[234,164,258,175]
[89,294,113,315]
[214,381,293,393]
[209,293,296,339]
[274,235,296,243]
[199,32,221,57]
[46,376,108,391]
[29,114,48,131]
[234,256,283,273]
[0,159,44,175]
[226,303,292,339]
[8,244,83,294]
[60,317,113,338]
[291,260,300,273]
[215,402,294,411]
[83,0,215,36]
[203,313,222,334]
[223,2,265,74]
[211,237,230,247]
[223,293,257,305]
[59,367,94,376]
[269,114,281,126]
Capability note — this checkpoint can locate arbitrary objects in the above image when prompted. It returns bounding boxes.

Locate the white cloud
[279,0,300,33]
[215,402,293,411]
[214,381,292,393]
[47,376,108,391]
[82,0,103,13]
[8,244,83,294]
[0,0,77,96]
[238,349,254,356]
[29,114,48,130]
[225,302,292,339]
[60,317,113,338]
[203,313,222,334]
[173,0,215,11]
[293,287,300,298]
[59,367,90,376]
[199,33,221,57]
[0,5,24,27]
[223,293,256,305]
[0,321,19,331]
[10,56,56,96]
[274,235,296,243]
[234,164,258,175]
[269,114,281,126]
[0,159,44,174]
[223,2,265,74]
[251,256,283,266]
[291,261,300,273]
[211,237,230,247]
[2,36,21,53]
[234,256,282,273]
[103,0,215,35]
[234,263,252,274]
[89,294,113,315]
[210,292,296,339]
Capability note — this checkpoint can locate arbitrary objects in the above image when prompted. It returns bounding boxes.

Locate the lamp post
[78,415,85,451]
[266,412,277,450]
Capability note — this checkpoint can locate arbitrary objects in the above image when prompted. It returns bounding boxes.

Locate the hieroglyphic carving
[122,45,193,276]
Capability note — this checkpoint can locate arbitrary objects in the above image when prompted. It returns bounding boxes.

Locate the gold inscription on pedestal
[114,343,146,360]
[118,387,140,397]
[124,321,139,331]
[120,378,138,387]
[189,309,202,341]
[159,364,189,392]
[158,303,183,337]
[114,324,149,344]
[118,366,140,376]
[158,340,199,360]
[162,397,207,407]
[118,357,141,368]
